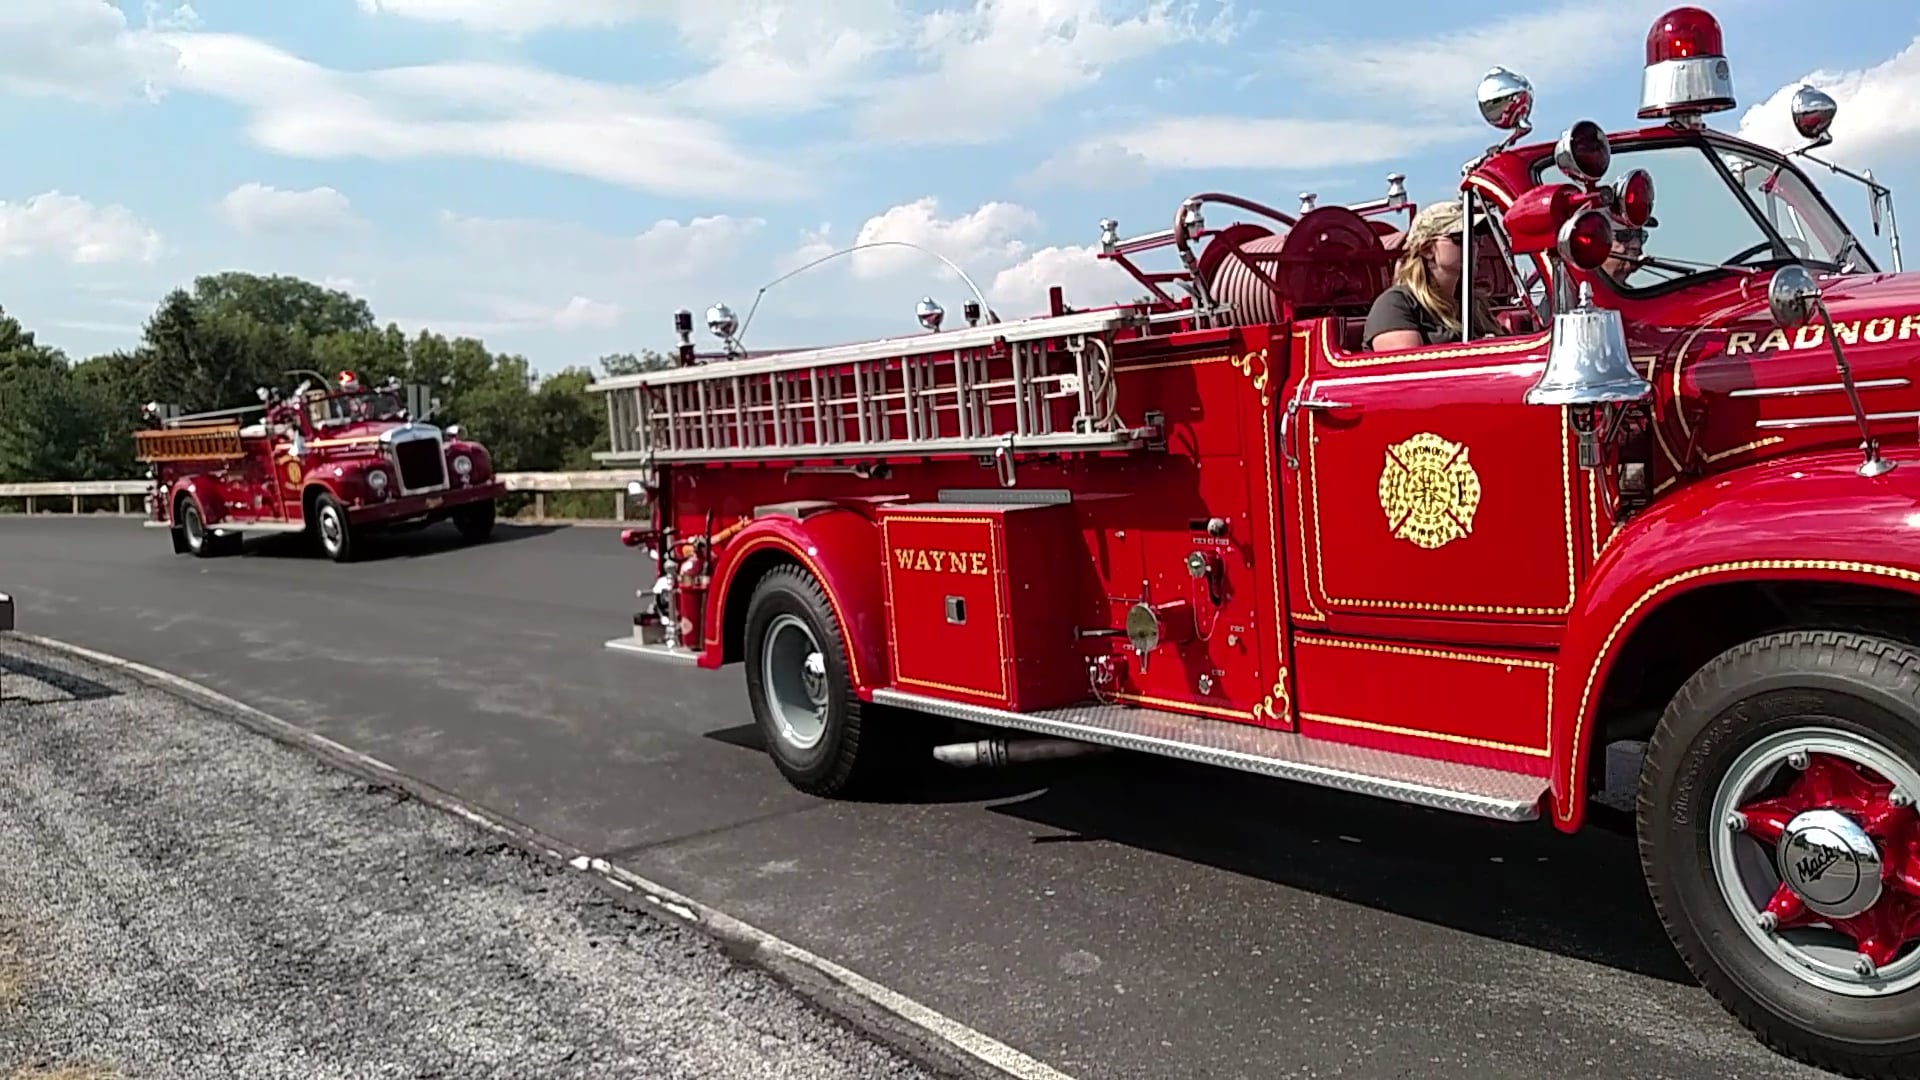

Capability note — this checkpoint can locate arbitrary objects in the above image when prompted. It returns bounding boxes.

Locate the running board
[141,520,306,533]
[604,637,701,664]
[870,690,1548,822]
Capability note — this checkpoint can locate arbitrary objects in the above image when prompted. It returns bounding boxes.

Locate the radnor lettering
[1726,313,1920,356]
[893,547,990,575]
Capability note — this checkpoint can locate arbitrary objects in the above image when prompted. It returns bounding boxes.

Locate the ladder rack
[588,308,1153,466]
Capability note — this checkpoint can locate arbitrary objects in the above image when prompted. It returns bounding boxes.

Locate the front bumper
[350,480,506,525]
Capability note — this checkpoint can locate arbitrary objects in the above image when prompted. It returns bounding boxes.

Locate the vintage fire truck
[136,370,506,562]
[591,9,1920,1074]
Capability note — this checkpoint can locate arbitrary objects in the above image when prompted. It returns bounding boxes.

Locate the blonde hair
[1395,200,1495,337]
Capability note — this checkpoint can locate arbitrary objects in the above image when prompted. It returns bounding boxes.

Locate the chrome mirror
[1767,263,1822,329]
[1790,84,1837,141]
[1476,67,1534,131]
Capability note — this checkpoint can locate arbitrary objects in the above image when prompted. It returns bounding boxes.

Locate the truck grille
[393,437,447,492]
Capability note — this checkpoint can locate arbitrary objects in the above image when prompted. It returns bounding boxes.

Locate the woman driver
[1361,199,1499,351]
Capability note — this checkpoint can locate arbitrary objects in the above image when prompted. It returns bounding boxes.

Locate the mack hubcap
[1711,728,1920,996]
[1777,808,1884,919]
[761,613,828,751]
[320,508,342,547]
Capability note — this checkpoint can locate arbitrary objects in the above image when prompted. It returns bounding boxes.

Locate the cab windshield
[307,390,405,428]
[1554,135,1875,293]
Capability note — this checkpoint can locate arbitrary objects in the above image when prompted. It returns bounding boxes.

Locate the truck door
[1278,316,1584,771]
[1287,316,1582,636]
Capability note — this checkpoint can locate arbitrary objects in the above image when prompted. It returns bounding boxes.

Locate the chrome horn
[1524,282,1652,407]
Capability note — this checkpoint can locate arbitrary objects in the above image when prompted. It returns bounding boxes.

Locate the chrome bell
[1524,282,1653,406]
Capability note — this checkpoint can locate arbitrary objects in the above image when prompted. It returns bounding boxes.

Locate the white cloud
[772,197,1136,322]
[1023,140,1154,190]
[845,196,1040,280]
[438,210,764,279]
[490,294,624,330]
[988,243,1139,315]
[0,0,185,104]
[0,192,163,265]
[1284,0,1723,117]
[1736,36,1920,164]
[358,0,902,113]
[353,0,663,34]
[219,183,364,234]
[1054,116,1475,178]
[857,0,1234,144]
[158,31,808,199]
[549,296,622,329]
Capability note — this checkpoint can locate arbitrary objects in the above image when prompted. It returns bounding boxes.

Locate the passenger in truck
[1361,199,1501,351]
[1599,216,1658,289]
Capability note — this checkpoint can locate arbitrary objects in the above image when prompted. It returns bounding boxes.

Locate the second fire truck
[593,9,1920,1076]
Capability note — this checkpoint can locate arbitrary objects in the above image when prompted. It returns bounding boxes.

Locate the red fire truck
[137,370,506,562]
[592,9,1920,1073]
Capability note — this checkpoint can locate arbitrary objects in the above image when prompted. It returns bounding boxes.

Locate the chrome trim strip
[1755,410,1920,430]
[870,689,1546,821]
[1728,378,1908,398]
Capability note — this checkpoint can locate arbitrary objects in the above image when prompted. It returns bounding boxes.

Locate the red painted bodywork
[626,99,1920,832]
[141,385,504,536]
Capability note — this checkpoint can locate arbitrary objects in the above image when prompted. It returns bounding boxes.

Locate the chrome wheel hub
[1711,727,1920,997]
[1778,808,1883,919]
[761,614,829,751]
[320,509,341,546]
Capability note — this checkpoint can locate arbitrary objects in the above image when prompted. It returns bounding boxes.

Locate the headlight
[366,469,388,494]
[453,454,473,478]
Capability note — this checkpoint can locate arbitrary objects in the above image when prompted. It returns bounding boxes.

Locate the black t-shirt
[1361,284,1456,349]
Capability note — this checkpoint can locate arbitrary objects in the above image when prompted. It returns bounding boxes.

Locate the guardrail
[0,472,654,522]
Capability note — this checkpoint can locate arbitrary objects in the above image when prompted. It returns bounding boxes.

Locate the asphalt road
[0,637,936,1080]
[0,516,1839,1080]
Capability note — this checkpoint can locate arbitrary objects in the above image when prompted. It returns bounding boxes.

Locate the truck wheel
[1640,628,1920,1078]
[452,499,495,543]
[313,493,357,563]
[742,564,891,797]
[175,498,219,559]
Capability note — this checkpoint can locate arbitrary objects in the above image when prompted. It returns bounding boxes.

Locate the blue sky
[2,0,1918,376]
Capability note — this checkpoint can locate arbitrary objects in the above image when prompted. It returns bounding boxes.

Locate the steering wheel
[1726,240,1777,266]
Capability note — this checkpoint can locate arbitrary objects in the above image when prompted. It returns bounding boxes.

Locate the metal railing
[0,471,655,522]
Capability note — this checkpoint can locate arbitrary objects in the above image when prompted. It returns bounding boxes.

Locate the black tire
[741,564,895,798]
[1639,629,1920,1079]
[452,499,496,542]
[176,497,218,559]
[313,493,356,563]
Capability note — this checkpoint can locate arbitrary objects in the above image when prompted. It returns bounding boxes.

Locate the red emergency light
[1638,7,1735,120]
[1559,210,1617,272]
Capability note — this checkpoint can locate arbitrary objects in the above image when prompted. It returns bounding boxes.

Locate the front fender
[1549,448,1920,830]
[699,506,890,693]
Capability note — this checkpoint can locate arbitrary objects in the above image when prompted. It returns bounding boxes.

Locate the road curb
[4,632,1076,1080]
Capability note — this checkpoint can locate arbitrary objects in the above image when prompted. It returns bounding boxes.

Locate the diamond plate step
[871,689,1548,822]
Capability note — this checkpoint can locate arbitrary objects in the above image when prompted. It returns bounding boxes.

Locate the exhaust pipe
[931,737,1108,768]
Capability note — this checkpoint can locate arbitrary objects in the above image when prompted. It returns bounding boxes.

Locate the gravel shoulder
[0,637,942,1080]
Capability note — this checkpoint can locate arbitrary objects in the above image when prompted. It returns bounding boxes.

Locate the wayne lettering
[892,547,990,575]
[1726,312,1920,356]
